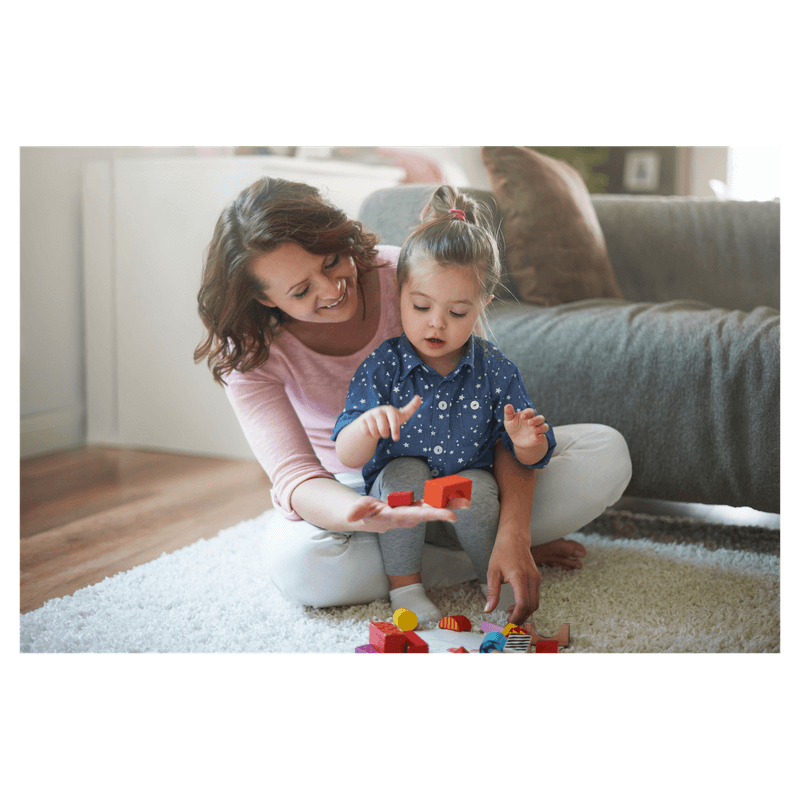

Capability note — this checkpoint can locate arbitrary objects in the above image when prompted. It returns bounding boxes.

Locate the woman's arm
[291,476,455,533]
[484,440,542,623]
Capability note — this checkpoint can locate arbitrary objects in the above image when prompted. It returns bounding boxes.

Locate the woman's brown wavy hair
[195,177,383,385]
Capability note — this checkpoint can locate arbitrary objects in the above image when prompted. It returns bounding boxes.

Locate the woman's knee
[263,512,389,608]
[594,425,633,501]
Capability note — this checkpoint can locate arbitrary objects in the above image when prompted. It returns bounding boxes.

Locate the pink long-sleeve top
[224,246,403,520]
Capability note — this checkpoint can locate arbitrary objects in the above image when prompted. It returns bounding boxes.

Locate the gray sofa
[359,186,780,514]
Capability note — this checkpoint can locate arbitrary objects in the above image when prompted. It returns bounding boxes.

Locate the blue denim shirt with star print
[331,334,556,494]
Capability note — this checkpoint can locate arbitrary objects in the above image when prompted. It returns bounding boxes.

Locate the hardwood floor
[20,447,274,613]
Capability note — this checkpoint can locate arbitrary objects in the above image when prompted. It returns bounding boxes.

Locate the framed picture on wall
[527,147,684,195]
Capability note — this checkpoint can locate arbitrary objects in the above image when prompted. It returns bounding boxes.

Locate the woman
[195,177,632,624]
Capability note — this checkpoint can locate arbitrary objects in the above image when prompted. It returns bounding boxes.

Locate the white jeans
[263,424,632,608]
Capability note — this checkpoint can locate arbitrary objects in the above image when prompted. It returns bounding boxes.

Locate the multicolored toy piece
[480,632,507,653]
[388,491,414,507]
[447,646,469,653]
[438,614,472,632]
[504,634,532,652]
[423,475,473,509]
[355,644,378,653]
[482,620,571,652]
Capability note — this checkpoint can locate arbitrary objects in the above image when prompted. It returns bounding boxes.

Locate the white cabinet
[83,155,403,459]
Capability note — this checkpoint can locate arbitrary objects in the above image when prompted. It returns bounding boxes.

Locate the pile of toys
[355,608,570,654]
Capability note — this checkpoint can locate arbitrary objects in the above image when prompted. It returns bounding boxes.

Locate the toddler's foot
[389,583,441,626]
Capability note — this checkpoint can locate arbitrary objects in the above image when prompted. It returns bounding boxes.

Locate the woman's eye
[294,255,340,299]
[413,305,429,312]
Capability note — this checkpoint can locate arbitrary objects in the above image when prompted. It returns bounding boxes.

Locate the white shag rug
[20,511,780,653]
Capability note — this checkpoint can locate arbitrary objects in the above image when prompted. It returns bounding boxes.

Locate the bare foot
[531,538,587,570]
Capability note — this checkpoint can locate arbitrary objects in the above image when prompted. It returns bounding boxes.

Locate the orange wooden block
[438,614,472,632]
[423,475,472,509]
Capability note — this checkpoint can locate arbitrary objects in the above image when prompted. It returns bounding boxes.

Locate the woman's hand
[346,495,456,533]
[484,534,541,624]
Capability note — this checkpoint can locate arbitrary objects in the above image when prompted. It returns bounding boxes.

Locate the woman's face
[250,242,359,324]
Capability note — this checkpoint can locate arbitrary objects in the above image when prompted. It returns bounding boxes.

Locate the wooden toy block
[369,621,406,653]
[388,491,414,507]
[438,614,472,632]
[502,623,526,636]
[423,475,473,509]
[481,621,504,633]
[447,647,469,653]
[403,630,429,653]
[480,632,507,653]
[355,644,378,653]
[392,607,418,631]
[535,640,559,653]
[522,623,571,648]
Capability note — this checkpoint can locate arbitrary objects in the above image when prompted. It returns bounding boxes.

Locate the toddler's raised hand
[360,395,422,441]
[503,404,549,453]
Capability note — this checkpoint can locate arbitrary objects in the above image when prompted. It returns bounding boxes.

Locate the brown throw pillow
[481,146,624,306]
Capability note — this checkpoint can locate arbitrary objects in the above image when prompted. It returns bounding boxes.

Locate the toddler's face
[400,260,489,374]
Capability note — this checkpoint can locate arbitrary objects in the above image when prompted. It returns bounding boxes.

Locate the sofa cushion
[487,299,780,513]
[481,146,625,306]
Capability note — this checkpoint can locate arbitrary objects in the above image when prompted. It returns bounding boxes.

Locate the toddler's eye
[450,311,467,318]
[294,287,310,299]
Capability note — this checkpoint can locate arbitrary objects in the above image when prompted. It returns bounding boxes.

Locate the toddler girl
[332,186,556,624]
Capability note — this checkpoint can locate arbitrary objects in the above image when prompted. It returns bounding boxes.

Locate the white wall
[20,147,194,457]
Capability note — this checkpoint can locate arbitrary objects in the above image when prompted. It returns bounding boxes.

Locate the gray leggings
[368,458,500,583]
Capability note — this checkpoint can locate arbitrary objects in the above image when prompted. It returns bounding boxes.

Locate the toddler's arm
[335,395,422,468]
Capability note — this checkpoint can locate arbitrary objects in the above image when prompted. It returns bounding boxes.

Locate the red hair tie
[448,208,466,221]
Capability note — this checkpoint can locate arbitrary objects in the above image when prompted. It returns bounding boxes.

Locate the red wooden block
[535,640,559,653]
[388,491,414,507]
[438,614,472,632]
[423,475,473,509]
[369,621,406,653]
[403,630,429,653]
[447,647,469,653]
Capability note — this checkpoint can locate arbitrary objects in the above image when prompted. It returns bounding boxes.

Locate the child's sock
[389,583,441,626]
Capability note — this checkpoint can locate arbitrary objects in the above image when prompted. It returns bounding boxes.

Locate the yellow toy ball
[392,607,418,631]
